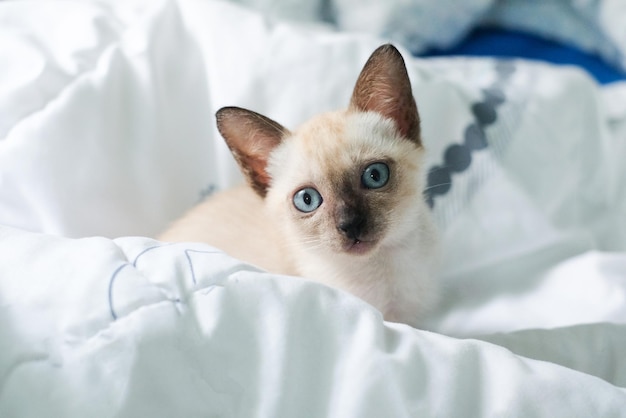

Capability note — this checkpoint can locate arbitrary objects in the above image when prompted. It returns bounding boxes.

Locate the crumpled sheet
[230,0,626,72]
[1,226,625,417]
[1,0,626,416]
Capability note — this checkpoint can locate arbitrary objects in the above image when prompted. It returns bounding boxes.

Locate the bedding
[2,0,626,416]
[424,27,626,85]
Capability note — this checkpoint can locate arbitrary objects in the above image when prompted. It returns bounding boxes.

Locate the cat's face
[266,110,425,257]
[215,44,425,258]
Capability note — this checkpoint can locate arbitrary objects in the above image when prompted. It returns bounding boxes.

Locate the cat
[159,44,438,327]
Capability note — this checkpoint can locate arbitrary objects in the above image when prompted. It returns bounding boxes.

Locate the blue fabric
[423,28,626,85]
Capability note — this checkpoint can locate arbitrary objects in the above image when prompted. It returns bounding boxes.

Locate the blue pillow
[422,28,625,85]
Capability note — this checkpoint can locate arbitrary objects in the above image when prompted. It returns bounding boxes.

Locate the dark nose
[337,213,367,240]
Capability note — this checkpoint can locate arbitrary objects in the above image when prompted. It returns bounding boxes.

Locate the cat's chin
[343,239,376,255]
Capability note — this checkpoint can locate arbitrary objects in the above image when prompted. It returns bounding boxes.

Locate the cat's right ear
[216,107,289,197]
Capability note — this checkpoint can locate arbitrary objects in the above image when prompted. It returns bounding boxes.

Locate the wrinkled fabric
[227,0,626,71]
[1,226,625,417]
[1,0,626,416]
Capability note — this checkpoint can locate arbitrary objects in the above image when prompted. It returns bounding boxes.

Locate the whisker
[423,182,452,192]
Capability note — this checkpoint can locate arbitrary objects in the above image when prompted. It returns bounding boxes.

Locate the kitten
[160,44,438,326]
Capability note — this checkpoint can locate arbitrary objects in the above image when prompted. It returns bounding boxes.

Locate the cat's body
[160,45,438,326]
[161,185,295,274]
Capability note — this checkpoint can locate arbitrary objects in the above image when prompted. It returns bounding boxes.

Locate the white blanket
[1,0,626,416]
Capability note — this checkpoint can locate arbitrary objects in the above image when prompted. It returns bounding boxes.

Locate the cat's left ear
[216,107,289,197]
[350,44,421,145]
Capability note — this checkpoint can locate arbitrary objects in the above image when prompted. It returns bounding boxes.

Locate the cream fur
[160,110,438,327]
[266,111,438,324]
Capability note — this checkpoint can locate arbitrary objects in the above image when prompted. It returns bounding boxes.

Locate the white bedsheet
[1,0,626,416]
[1,227,625,417]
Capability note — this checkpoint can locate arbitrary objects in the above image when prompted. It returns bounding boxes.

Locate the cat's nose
[337,214,366,240]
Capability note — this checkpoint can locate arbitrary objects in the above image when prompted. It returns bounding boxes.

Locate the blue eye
[362,162,390,189]
[293,187,323,213]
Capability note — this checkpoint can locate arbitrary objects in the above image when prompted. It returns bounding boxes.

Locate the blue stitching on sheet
[184,249,219,285]
[107,244,165,320]
[108,244,220,321]
[108,263,130,320]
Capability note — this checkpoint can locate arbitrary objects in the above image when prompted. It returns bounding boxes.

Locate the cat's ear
[350,44,421,145]
[216,107,289,197]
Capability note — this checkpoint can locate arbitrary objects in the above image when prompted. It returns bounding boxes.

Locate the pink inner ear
[216,107,288,197]
[236,151,274,197]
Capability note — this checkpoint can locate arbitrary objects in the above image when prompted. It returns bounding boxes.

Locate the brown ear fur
[349,44,421,145]
[216,107,289,196]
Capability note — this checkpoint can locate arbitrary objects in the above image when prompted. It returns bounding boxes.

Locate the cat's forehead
[293,111,408,167]
[267,110,421,193]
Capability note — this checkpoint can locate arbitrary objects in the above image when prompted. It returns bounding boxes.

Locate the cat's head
[216,44,425,257]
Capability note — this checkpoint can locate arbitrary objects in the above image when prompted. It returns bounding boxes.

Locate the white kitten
[160,44,438,326]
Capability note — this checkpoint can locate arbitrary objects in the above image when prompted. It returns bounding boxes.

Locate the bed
[1,0,626,416]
